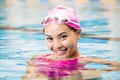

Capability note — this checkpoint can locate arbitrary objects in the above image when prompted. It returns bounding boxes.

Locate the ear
[76,29,81,39]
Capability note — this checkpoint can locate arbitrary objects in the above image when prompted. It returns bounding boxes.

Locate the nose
[53,39,62,49]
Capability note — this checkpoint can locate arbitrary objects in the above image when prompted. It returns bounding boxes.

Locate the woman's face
[44,24,81,59]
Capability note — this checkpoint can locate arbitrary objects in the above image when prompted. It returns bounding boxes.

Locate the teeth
[54,48,68,55]
[55,49,68,55]
[56,50,65,55]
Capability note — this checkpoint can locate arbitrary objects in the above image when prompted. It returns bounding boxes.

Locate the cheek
[46,41,52,50]
[62,38,77,48]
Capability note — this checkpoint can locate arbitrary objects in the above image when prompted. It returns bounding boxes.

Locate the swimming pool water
[0,29,120,80]
[0,1,120,80]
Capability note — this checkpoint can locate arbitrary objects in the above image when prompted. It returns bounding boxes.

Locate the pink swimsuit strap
[33,54,86,78]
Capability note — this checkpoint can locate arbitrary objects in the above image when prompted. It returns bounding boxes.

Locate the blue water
[0,0,120,80]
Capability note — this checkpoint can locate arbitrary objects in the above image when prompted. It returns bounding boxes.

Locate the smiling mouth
[55,48,68,55]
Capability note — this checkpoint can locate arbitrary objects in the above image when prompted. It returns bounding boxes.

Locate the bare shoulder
[31,53,49,60]
[33,53,48,58]
[26,53,49,65]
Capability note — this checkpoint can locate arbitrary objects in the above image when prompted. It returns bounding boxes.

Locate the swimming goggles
[41,16,80,30]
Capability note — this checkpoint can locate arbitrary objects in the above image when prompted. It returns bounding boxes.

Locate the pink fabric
[43,6,80,30]
[33,54,86,78]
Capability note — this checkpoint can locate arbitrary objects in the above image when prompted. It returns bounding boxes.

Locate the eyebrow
[58,32,67,37]
[45,32,67,37]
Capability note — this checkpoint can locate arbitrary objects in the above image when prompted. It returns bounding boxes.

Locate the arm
[21,61,40,80]
[77,57,120,79]
[86,57,120,67]
[21,54,49,80]
[81,56,120,71]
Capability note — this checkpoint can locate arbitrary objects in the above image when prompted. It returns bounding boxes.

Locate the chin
[55,53,70,60]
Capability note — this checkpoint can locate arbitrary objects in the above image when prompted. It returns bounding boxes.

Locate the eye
[46,37,53,42]
[60,35,67,40]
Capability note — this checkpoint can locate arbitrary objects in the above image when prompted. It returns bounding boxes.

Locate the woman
[21,5,120,80]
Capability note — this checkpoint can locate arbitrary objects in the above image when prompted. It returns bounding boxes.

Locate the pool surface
[0,0,120,80]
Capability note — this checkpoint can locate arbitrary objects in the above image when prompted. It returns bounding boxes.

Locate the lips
[55,48,68,55]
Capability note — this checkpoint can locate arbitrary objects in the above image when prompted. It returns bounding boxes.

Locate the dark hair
[67,25,77,32]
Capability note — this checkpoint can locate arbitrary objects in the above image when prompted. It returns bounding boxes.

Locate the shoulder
[32,53,48,59]
[27,53,49,65]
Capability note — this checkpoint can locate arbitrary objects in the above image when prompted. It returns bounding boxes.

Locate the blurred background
[0,0,120,31]
[0,0,120,80]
